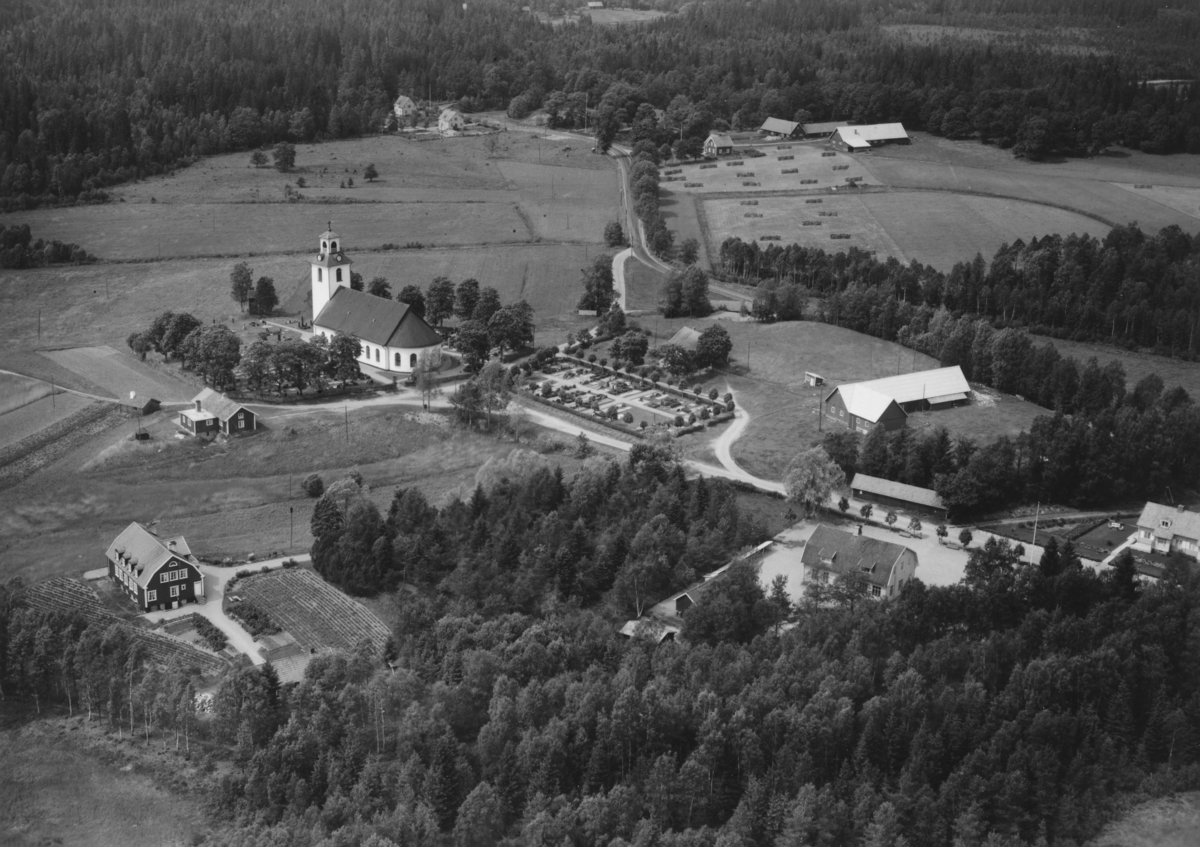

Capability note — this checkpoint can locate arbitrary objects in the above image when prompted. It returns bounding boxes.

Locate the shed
[804,372,824,387]
[850,473,948,520]
[665,326,702,351]
[801,120,850,138]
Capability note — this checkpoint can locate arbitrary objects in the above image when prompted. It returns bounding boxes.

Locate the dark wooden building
[106,522,205,612]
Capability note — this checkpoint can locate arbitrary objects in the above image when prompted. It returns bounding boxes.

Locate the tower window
[322,240,327,251]
[331,241,338,251]
[317,268,323,282]
[336,268,343,282]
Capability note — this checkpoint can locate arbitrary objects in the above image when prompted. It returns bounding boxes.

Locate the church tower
[310,225,353,320]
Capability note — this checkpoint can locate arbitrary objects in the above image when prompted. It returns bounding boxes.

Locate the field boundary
[0,403,126,487]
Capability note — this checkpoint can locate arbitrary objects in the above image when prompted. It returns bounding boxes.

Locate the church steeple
[311,223,353,320]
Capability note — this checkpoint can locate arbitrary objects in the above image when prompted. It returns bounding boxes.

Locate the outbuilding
[822,366,970,432]
[831,124,910,151]
[801,120,850,138]
[850,473,948,520]
[760,118,801,138]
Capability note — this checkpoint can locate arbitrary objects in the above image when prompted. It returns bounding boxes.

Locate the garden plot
[234,568,390,653]
[40,345,194,402]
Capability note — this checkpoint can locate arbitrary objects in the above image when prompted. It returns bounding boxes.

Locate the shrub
[700,406,711,420]
[622,412,633,423]
[674,414,685,427]
[640,420,648,430]
[226,600,281,637]
[723,392,733,403]
[194,616,228,652]
[588,354,597,363]
[282,559,298,568]
[709,388,719,400]
[600,358,608,367]
[301,473,324,497]
[693,384,703,395]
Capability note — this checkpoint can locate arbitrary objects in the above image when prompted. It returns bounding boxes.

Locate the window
[1161,519,1171,528]
[330,241,338,252]
[410,353,417,368]
[317,268,323,282]
[871,585,882,597]
[395,352,401,367]
[147,590,156,602]
[238,412,244,420]
[238,419,245,429]
[375,348,380,362]
[336,268,343,282]
[170,586,179,598]
[322,240,328,252]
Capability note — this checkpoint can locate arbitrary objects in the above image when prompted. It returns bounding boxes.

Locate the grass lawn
[906,385,1048,442]
[624,255,668,312]
[1090,792,1200,847]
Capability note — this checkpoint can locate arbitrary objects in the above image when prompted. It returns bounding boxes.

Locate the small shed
[850,473,948,520]
[665,325,702,351]
[804,372,825,387]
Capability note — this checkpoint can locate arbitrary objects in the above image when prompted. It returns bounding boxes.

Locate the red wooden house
[106,522,205,612]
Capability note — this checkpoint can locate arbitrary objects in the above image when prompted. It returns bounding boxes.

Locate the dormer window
[1162,519,1171,528]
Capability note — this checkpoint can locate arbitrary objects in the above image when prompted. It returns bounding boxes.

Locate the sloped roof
[193,388,251,424]
[851,473,945,510]
[801,525,911,588]
[761,118,800,135]
[314,287,442,349]
[828,366,970,413]
[802,121,850,135]
[828,384,905,423]
[665,326,702,351]
[840,134,872,149]
[106,523,194,588]
[834,123,909,143]
[706,133,734,148]
[440,108,463,120]
[1137,502,1200,539]
[393,95,415,109]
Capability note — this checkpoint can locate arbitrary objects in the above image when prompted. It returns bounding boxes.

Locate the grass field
[906,386,1048,442]
[0,392,93,449]
[1090,792,1200,847]
[1034,336,1200,399]
[666,144,875,195]
[41,345,195,402]
[0,719,208,847]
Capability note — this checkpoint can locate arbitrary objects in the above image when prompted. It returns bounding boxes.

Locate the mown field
[665,143,875,195]
[1037,336,1200,399]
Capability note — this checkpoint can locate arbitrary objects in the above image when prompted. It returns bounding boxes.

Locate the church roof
[314,287,442,349]
[320,229,340,241]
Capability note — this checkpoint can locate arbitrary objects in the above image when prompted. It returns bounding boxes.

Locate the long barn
[822,366,970,433]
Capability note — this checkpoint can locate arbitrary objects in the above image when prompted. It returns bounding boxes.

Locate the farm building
[180,389,256,436]
[822,366,970,433]
[851,473,947,520]
[1135,502,1200,560]
[665,325,702,351]
[760,117,801,138]
[801,120,850,138]
[831,124,910,151]
[106,522,205,613]
[801,524,918,600]
[392,95,417,118]
[587,1,605,7]
[438,108,466,133]
[804,372,825,387]
[703,133,734,158]
[310,229,443,374]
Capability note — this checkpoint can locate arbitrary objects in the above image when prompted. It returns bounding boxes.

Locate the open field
[0,391,93,449]
[543,8,670,26]
[41,345,195,402]
[665,144,875,195]
[497,160,620,241]
[1090,791,1200,847]
[1112,182,1200,219]
[0,719,209,847]
[235,568,390,652]
[1034,336,1200,398]
[0,370,56,415]
[907,387,1047,442]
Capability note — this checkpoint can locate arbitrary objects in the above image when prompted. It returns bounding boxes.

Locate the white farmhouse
[438,108,466,133]
[309,229,442,374]
[393,95,417,118]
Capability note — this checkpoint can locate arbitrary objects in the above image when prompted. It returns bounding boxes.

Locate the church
[310,228,443,374]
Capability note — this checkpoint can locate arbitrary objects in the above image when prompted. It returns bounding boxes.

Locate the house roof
[851,473,945,510]
[393,95,415,109]
[802,120,850,135]
[106,522,195,588]
[314,287,443,349]
[834,123,909,143]
[1137,502,1200,540]
[800,525,911,588]
[193,388,251,424]
[706,133,734,148]
[826,367,970,418]
[761,118,800,135]
[440,108,463,120]
[180,407,216,423]
[828,384,905,423]
[665,326,702,351]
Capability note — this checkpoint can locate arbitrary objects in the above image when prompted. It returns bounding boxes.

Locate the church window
[336,268,343,282]
[375,348,380,362]
[410,353,417,368]
[395,352,401,367]
[317,268,323,282]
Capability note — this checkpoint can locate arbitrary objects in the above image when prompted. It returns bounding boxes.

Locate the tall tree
[230,262,253,311]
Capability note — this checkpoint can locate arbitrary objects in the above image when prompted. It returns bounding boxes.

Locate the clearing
[1033,336,1200,399]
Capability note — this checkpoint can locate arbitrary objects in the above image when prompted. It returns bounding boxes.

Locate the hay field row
[702,191,1111,271]
[665,144,874,195]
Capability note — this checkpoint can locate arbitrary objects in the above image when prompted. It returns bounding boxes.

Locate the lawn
[906,385,1048,442]
[0,719,210,847]
[40,345,196,402]
[0,391,93,450]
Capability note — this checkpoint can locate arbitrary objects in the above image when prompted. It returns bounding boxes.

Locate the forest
[4,447,1200,847]
[1,0,1198,208]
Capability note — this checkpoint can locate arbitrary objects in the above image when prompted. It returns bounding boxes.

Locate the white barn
[309,229,442,374]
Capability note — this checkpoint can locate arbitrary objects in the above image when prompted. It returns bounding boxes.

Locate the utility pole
[344,405,349,441]
[1029,502,1041,565]
[289,506,294,549]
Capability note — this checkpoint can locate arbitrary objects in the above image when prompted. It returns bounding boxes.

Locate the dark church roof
[314,287,442,349]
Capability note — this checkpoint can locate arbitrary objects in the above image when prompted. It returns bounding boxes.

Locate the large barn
[822,366,970,433]
[310,229,442,374]
[760,118,801,138]
[106,523,205,613]
[801,120,850,138]
[831,123,910,151]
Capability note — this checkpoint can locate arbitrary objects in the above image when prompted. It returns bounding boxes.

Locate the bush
[600,358,608,367]
[193,616,228,652]
[300,473,324,497]
[709,388,719,400]
[226,600,281,637]
[588,353,597,363]
[622,412,634,424]
[282,559,298,568]
[723,392,733,403]
[693,384,703,395]
[674,414,685,427]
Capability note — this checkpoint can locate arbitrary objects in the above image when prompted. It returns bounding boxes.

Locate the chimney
[195,399,202,412]
[857,524,863,536]
[168,540,177,550]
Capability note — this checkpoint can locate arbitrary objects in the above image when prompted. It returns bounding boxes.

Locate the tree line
[6,443,1200,846]
[0,222,94,268]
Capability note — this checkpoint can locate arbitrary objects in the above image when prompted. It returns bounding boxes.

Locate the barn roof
[761,117,800,135]
[1138,502,1200,539]
[193,388,252,424]
[834,123,909,143]
[850,473,945,511]
[802,120,850,135]
[314,287,442,349]
[665,326,702,351]
[828,384,905,423]
[106,522,195,588]
[800,525,911,588]
[830,362,969,407]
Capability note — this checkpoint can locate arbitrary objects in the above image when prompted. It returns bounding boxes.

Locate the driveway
[143,553,310,665]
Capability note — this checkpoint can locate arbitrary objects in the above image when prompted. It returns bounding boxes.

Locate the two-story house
[106,522,205,612]
[800,525,918,600]
[1136,502,1200,560]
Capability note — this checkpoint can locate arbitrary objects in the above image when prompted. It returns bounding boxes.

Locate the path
[612,247,631,311]
[143,553,310,665]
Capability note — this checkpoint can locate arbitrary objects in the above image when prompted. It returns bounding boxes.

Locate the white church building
[310,229,443,374]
